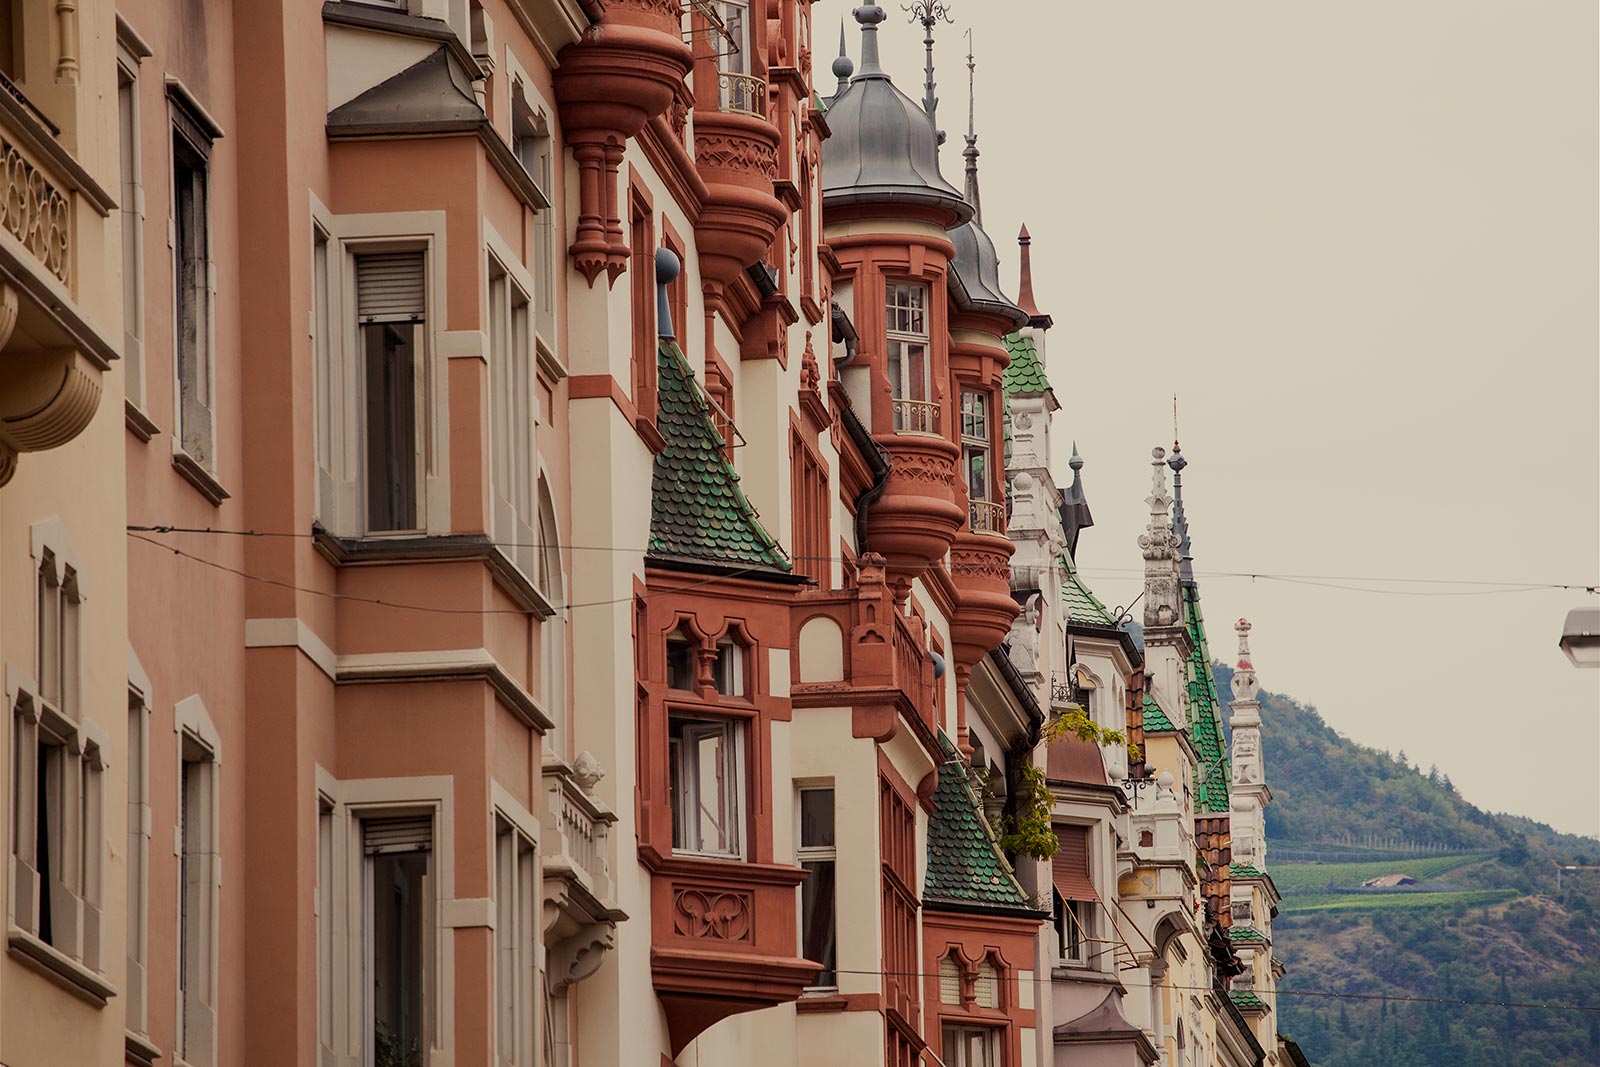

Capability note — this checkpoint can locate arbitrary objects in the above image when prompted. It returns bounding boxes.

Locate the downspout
[839,403,889,553]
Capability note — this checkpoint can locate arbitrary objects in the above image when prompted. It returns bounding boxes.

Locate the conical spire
[1167,440,1195,583]
[832,20,854,95]
[962,33,980,223]
[1138,446,1183,629]
[853,4,887,78]
[1061,441,1094,558]
[1016,225,1049,325]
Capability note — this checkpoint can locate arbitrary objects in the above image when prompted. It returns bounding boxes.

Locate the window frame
[493,813,539,1067]
[668,713,748,860]
[168,84,219,477]
[174,696,221,1067]
[885,282,933,432]
[119,42,149,422]
[960,389,991,503]
[126,674,153,1035]
[796,784,837,991]
[487,252,538,578]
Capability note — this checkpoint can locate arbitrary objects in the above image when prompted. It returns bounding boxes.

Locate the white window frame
[487,250,538,579]
[127,650,154,1037]
[308,202,454,539]
[493,810,538,1067]
[315,772,457,1067]
[941,1025,1000,1067]
[885,282,932,431]
[796,784,836,992]
[174,695,221,1067]
[712,637,745,697]
[168,82,220,478]
[669,716,746,860]
[959,389,990,503]
[118,38,148,419]
[536,478,567,759]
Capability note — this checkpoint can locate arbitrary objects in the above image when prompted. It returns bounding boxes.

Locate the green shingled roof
[1183,584,1232,813]
[649,342,791,574]
[1229,926,1268,945]
[1062,571,1119,629]
[1142,693,1177,733]
[924,747,1038,915]
[1229,990,1269,1012]
[1231,862,1266,879]
[1002,333,1052,396]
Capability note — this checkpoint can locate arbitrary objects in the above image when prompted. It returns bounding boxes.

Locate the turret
[1228,619,1271,868]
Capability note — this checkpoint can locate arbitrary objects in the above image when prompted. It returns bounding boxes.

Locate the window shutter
[938,956,960,1005]
[363,815,432,854]
[1052,825,1098,902]
[356,252,426,323]
[974,961,998,1008]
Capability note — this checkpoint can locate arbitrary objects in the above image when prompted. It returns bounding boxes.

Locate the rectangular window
[715,1,761,114]
[790,429,830,588]
[318,796,335,1060]
[885,283,932,432]
[488,258,538,577]
[1052,824,1097,966]
[879,776,919,1028]
[960,390,996,532]
[179,738,217,1066]
[364,814,432,1067]
[494,818,537,1067]
[669,716,745,858]
[797,786,837,989]
[173,121,214,467]
[942,1026,999,1067]
[127,692,150,1032]
[355,250,426,533]
[712,638,745,697]
[313,226,336,522]
[629,193,657,419]
[120,60,146,411]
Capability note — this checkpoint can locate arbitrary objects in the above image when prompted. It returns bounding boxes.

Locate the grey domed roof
[821,7,971,229]
[949,219,1027,328]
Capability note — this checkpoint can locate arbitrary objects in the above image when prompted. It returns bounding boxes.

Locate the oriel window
[669,716,745,859]
[885,283,932,432]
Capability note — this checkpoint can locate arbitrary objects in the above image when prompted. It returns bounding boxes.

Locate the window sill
[126,1029,163,1067]
[6,927,116,1006]
[171,446,230,505]
[125,400,160,442]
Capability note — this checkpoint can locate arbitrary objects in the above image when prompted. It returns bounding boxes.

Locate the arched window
[536,479,567,757]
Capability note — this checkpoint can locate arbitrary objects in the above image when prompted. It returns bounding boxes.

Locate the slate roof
[1231,862,1267,879]
[1229,926,1268,945]
[1229,990,1269,1012]
[1183,584,1232,813]
[1062,558,1119,629]
[1002,333,1051,396]
[924,744,1039,915]
[1142,693,1177,733]
[648,342,792,575]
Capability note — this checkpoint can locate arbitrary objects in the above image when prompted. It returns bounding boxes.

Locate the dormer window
[886,283,933,433]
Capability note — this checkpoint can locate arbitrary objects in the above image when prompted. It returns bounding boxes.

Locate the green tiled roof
[1229,990,1269,1012]
[1002,333,1052,396]
[1231,862,1266,879]
[1142,693,1177,733]
[1062,557,1119,629]
[649,342,791,574]
[1183,584,1231,813]
[924,748,1037,915]
[1229,926,1268,945]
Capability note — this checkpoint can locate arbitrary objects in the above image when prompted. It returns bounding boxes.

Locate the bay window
[669,716,745,859]
[886,283,933,432]
[797,786,837,988]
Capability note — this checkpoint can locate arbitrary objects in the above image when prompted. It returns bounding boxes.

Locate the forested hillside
[1210,665,1600,1067]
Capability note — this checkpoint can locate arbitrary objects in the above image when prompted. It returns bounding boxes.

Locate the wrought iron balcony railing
[717,71,766,117]
[968,499,1005,535]
[891,397,939,435]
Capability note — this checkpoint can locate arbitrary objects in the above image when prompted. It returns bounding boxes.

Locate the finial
[1016,224,1042,319]
[962,29,981,222]
[853,5,887,78]
[1069,441,1084,471]
[1230,618,1260,704]
[904,1,953,145]
[1138,445,1182,629]
[833,20,855,91]
[1167,428,1193,580]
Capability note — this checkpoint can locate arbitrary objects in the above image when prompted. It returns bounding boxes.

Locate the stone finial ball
[654,247,681,284]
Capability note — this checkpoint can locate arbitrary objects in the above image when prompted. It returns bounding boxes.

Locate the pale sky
[853,1,1600,836]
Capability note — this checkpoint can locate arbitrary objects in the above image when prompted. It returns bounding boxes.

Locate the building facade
[0,3,1309,1066]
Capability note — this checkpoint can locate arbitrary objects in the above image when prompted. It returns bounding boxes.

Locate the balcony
[891,397,939,435]
[968,498,1005,535]
[541,754,626,992]
[716,71,766,117]
[0,83,117,485]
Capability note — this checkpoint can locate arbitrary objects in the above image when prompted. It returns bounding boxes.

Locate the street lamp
[1559,606,1600,668]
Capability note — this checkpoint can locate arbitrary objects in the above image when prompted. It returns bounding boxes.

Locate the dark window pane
[799,789,834,848]
[801,859,836,985]
[372,850,428,1067]
[363,323,419,531]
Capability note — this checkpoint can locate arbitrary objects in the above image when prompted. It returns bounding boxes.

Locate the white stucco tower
[1228,618,1272,869]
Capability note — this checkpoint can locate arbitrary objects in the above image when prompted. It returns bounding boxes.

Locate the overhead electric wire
[125,526,1599,596]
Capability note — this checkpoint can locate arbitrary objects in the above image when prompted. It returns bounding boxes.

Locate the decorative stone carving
[694,129,779,182]
[672,887,754,942]
[572,750,605,794]
[1,138,72,286]
[1138,447,1183,629]
[548,922,616,994]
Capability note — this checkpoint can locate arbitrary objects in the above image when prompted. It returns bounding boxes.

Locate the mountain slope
[1210,665,1600,1067]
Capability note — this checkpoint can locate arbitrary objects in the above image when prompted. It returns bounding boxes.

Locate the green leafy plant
[1042,705,1126,749]
[997,761,1059,860]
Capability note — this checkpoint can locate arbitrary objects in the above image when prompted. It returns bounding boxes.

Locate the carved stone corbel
[547,922,616,994]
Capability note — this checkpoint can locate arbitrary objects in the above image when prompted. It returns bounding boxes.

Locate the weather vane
[903,1,953,144]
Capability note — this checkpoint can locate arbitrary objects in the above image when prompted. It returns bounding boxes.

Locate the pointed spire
[1167,428,1195,583]
[853,4,887,78]
[1138,446,1183,629]
[1061,441,1094,558]
[1016,225,1048,325]
[832,20,855,95]
[905,2,953,145]
[1231,618,1260,705]
[962,31,981,223]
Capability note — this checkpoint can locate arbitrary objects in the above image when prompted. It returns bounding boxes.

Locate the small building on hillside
[1362,874,1418,888]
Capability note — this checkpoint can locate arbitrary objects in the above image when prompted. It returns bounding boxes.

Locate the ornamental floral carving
[888,451,955,484]
[950,549,1012,583]
[1,137,71,286]
[672,888,754,942]
[693,130,779,182]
